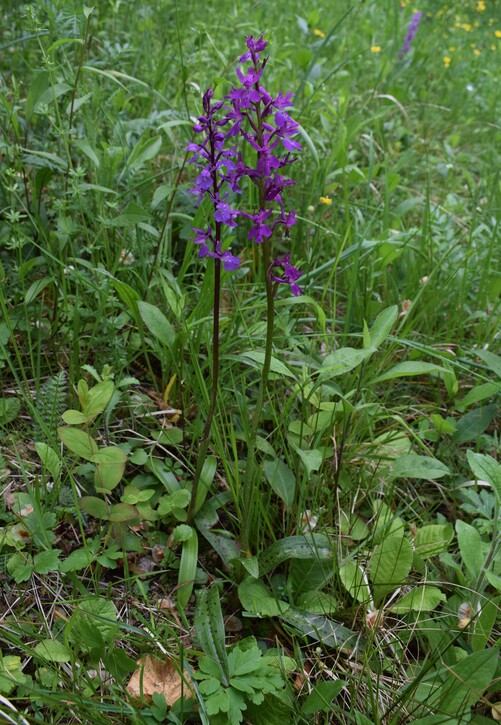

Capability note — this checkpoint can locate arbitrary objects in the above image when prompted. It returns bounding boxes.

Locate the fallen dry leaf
[126,655,192,704]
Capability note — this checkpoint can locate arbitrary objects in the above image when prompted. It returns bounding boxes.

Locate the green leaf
[80,496,109,519]
[138,300,176,348]
[414,524,454,558]
[33,549,61,574]
[7,552,33,583]
[90,446,127,464]
[475,348,501,378]
[61,409,88,424]
[301,680,347,714]
[177,527,198,610]
[126,135,162,173]
[389,586,446,613]
[339,561,371,604]
[456,520,485,581]
[0,397,20,424]
[34,640,72,663]
[391,454,450,480]
[66,597,118,654]
[259,534,334,576]
[239,350,296,379]
[59,548,95,573]
[108,503,139,522]
[370,535,413,604]
[34,442,62,480]
[456,381,501,411]
[467,450,501,506]
[58,426,98,460]
[319,346,375,378]
[194,585,229,684]
[82,379,115,420]
[438,647,499,716]
[369,305,398,349]
[280,607,364,655]
[25,276,53,305]
[263,458,296,509]
[452,404,497,444]
[373,361,447,383]
[74,138,100,167]
[294,447,323,477]
[238,578,290,617]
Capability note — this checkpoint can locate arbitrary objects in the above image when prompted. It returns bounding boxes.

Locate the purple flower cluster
[188,34,303,295]
[398,11,423,57]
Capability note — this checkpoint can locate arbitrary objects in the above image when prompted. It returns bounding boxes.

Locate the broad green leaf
[263,458,296,509]
[33,549,61,574]
[108,503,139,522]
[296,591,338,614]
[110,202,150,227]
[456,381,501,411]
[138,300,176,348]
[90,446,127,464]
[414,524,454,558]
[7,552,33,583]
[126,135,162,172]
[319,346,375,378]
[193,455,217,516]
[177,527,198,609]
[259,534,334,576]
[370,535,413,604]
[294,447,323,477]
[475,348,501,379]
[61,409,88,424]
[392,454,450,480]
[238,578,289,617]
[452,404,497,444]
[58,426,98,460]
[301,680,347,714]
[456,520,485,581]
[0,397,20,424]
[339,561,371,604]
[34,640,71,663]
[239,350,296,379]
[25,276,53,305]
[373,361,446,383]
[389,586,446,613]
[157,488,191,516]
[34,442,62,480]
[59,548,95,573]
[94,458,126,492]
[66,597,118,655]
[74,138,100,167]
[471,597,499,652]
[194,585,229,684]
[82,379,115,420]
[369,305,398,349]
[467,450,501,506]
[80,496,109,519]
[438,647,499,716]
[280,606,364,655]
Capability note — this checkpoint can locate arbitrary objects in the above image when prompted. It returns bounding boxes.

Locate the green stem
[240,238,275,553]
[187,255,221,522]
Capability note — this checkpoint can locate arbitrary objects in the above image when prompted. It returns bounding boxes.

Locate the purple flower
[243,209,273,243]
[398,11,423,57]
[270,253,303,296]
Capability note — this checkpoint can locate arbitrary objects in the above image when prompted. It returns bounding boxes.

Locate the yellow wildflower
[473,48,481,56]
[495,30,501,38]
[371,45,381,53]
[320,196,332,205]
[461,23,472,31]
[314,28,326,39]
[476,0,486,10]
[443,56,451,67]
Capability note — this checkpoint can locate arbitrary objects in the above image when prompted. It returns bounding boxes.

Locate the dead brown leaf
[126,655,192,704]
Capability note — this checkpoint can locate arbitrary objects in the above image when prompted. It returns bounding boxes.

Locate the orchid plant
[186,34,303,551]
